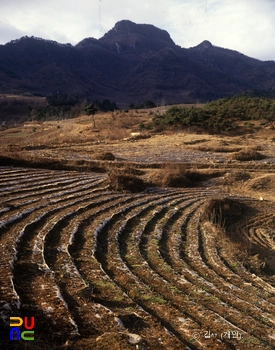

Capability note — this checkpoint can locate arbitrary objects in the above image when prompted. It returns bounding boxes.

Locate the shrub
[230,148,266,161]
[92,152,116,161]
[160,173,192,187]
[150,163,193,188]
[108,170,147,192]
[201,197,244,228]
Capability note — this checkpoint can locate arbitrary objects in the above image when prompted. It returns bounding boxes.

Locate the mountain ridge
[1,20,275,106]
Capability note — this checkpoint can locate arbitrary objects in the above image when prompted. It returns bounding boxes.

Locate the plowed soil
[0,114,275,349]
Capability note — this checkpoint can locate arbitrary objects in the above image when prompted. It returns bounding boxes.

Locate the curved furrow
[0,206,38,233]
[151,200,268,342]
[2,166,275,349]
[43,193,135,337]
[11,192,121,340]
[0,168,106,196]
[0,171,107,198]
[1,178,109,209]
[179,207,275,347]
[62,194,187,349]
[1,187,118,337]
[0,209,73,333]
[0,183,110,237]
[0,174,86,194]
[238,213,274,244]
[198,221,275,340]
[217,239,275,303]
[0,167,51,180]
[0,170,80,188]
[0,170,54,186]
[13,215,79,341]
[252,227,275,249]
[246,219,275,250]
[220,210,275,296]
[0,169,107,207]
[88,189,274,350]
[94,191,233,349]
[118,195,263,349]
[0,202,57,315]
[200,222,275,316]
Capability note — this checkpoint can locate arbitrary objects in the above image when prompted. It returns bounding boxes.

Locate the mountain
[1,19,275,106]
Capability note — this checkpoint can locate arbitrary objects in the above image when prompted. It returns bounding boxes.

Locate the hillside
[1,20,275,106]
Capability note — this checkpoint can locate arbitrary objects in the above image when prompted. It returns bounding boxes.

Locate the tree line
[151,95,275,131]
[29,94,119,121]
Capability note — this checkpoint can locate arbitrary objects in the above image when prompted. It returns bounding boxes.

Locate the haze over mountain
[1,20,275,106]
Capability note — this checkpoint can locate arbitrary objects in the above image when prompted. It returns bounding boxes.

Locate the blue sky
[1,0,275,61]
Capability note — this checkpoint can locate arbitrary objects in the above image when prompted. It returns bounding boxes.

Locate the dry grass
[201,197,246,228]
[106,162,201,191]
[183,138,208,145]
[237,249,267,274]
[209,220,268,276]
[106,163,148,192]
[244,174,275,201]
[107,170,148,192]
[223,171,251,185]
[92,152,116,161]
[202,197,273,274]
[185,168,224,182]
[230,147,266,161]
[197,146,242,153]
[100,127,130,140]
[149,163,192,188]
[0,111,144,147]
[148,163,224,188]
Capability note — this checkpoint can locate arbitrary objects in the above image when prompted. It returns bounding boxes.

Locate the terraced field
[1,165,275,350]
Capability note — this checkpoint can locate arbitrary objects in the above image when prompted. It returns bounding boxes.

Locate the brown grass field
[0,108,275,349]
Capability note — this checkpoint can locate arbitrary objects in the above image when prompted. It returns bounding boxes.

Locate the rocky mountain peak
[98,20,176,54]
[200,40,213,48]
[193,40,213,51]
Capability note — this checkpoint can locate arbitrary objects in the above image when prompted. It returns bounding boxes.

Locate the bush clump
[230,148,266,161]
[150,163,193,188]
[93,152,116,160]
[223,171,251,185]
[108,171,147,192]
[152,95,275,132]
[160,173,192,187]
[201,197,245,228]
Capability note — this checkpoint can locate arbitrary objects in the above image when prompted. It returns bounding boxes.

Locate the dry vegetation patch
[202,197,275,275]
[183,138,208,145]
[92,151,116,161]
[198,145,242,152]
[184,139,241,152]
[107,168,148,192]
[148,163,224,188]
[201,197,246,228]
[106,162,224,191]
[223,171,251,185]
[246,174,275,191]
[244,174,275,201]
[150,163,193,187]
[230,147,267,161]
